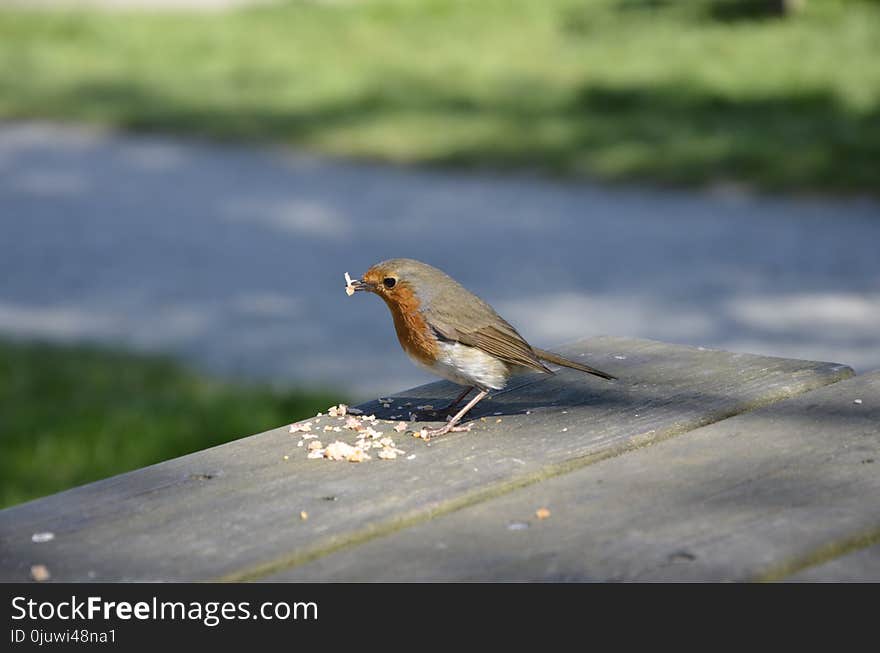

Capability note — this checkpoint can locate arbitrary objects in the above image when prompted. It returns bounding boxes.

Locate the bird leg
[443,386,474,412]
[412,386,473,420]
[420,389,488,439]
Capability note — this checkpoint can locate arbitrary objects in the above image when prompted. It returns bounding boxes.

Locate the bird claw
[419,422,473,440]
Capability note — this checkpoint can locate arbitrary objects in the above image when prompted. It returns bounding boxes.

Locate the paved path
[2,121,878,398]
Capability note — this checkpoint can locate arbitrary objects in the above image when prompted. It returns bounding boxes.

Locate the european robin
[345,258,616,437]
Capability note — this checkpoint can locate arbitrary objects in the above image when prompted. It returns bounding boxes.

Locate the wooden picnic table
[1,336,877,582]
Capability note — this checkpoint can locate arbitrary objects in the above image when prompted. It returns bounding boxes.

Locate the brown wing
[455,324,553,374]
[423,293,551,374]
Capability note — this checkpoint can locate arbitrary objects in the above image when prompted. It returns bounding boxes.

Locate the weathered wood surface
[0,337,855,582]
[270,371,880,582]
[787,543,880,582]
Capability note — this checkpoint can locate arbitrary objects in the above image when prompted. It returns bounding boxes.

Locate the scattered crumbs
[328,404,347,417]
[535,508,551,520]
[854,399,863,405]
[30,565,51,582]
[283,455,289,460]
[525,410,532,415]
[300,511,308,521]
[561,427,568,432]
[507,521,530,531]
[289,421,312,433]
[614,355,627,360]
[511,458,525,466]
[416,404,434,411]
[324,440,370,462]
[316,412,323,417]
[495,418,502,423]
[561,410,568,414]
[406,454,416,460]
[291,403,416,464]
[31,532,55,544]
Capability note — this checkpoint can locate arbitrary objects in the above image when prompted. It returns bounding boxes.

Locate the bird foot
[418,422,473,440]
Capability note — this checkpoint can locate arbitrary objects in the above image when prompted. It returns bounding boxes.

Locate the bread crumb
[324,440,370,462]
[536,508,551,520]
[300,511,308,521]
[363,426,383,439]
[289,421,312,433]
[30,565,50,582]
[344,272,356,296]
[393,421,408,432]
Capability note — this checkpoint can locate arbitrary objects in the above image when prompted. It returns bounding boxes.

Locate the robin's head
[350,258,455,310]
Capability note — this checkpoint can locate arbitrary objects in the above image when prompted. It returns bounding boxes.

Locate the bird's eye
[383,277,397,289]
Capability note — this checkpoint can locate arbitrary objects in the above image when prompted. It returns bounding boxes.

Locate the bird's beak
[350,279,375,293]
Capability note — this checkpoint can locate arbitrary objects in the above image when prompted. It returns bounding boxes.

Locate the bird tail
[533,348,617,381]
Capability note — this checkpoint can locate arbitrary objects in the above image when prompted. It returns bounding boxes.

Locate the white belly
[409,341,510,390]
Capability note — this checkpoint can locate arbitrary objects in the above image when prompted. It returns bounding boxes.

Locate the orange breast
[383,287,439,367]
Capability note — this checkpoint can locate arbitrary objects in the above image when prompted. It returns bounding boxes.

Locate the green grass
[0,0,878,192]
[0,339,342,509]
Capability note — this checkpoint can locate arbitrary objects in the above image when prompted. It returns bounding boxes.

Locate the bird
[346,258,616,438]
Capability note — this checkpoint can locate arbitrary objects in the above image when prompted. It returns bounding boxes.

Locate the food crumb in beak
[344,272,356,296]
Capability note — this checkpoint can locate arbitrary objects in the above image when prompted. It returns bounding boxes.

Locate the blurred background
[1,0,878,507]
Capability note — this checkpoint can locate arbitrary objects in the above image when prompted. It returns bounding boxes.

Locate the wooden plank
[269,371,880,582]
[786,543,880,582]
[0,337,853,582]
